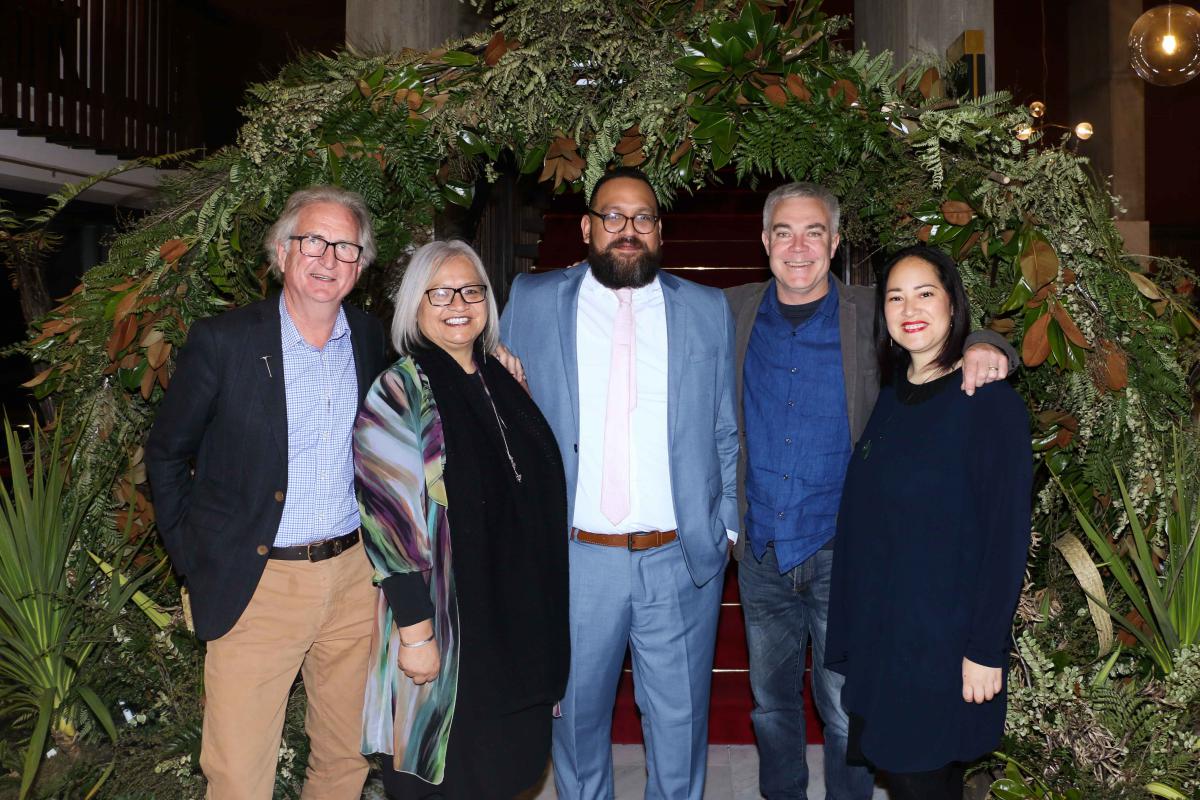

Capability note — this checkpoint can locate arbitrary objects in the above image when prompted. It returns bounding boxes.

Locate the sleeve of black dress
[963,385,1033,668]
[824,525,852,674]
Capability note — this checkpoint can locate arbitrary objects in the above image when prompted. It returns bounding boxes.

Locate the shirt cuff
[379,572,435,628]
[726,529,739,544]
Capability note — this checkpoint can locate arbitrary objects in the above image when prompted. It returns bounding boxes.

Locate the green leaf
[520,145,547,175]
[675,56,726,77]
[19,687,54,800]
[76,684,117,742]
[998,277,1034,314]
[441,50,478,67]
[990,778,1035,800]
[1145,782,1187,799]
[1046,318,1067,367]
[442,181,475,208]
[456,129,489,157]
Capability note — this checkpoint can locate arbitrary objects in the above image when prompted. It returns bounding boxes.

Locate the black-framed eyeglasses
[425,285,488,306]
[587,209,659,235]
[288,235,364,264]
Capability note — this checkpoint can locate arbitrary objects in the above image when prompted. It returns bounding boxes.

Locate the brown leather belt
[269,529,360,562]
[571,528,678,551]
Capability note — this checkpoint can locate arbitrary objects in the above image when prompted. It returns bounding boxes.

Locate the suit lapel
[557,266,586,435]
[346,306,373,403]
[254,298,288,458]
[660,271,686,440]
[835,277,859,429]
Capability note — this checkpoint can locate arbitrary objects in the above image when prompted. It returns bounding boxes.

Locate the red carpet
[610,564,824,745]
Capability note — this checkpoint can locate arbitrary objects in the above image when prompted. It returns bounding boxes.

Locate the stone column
[855,0,995,94]
[1068,0,1147,252]
[346,0,488,53]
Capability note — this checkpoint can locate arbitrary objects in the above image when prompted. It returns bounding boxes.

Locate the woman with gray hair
[353,240,569,799]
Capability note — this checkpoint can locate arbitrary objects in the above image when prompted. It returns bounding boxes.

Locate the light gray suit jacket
[500,264,739,587]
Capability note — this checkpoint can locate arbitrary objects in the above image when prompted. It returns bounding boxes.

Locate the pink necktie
[601,288,636,525]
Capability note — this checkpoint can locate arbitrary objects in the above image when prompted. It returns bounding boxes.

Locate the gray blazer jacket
[724,277,1016,561]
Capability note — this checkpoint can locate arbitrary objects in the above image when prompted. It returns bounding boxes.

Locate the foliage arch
[17,0,1199,539]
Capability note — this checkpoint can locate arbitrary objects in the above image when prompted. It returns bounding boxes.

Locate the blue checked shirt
[273,295,361,546]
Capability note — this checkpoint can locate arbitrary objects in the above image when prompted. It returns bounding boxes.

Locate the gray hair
[264,185,377,278]
[392,240,500,356]
[762,182,841,238]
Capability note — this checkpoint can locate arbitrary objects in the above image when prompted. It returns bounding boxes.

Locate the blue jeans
[738,545,875,800]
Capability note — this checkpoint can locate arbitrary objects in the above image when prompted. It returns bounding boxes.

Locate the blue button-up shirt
[743,281,851,573]
[274,295,361,546]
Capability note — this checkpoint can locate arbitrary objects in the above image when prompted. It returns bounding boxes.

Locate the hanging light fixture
[1129,3,1200,86]
[1013,101,1095,146]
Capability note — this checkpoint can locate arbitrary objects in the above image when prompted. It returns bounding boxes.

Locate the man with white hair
[146,185,388,800]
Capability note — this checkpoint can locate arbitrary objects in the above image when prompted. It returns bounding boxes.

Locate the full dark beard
[587,238,662,289]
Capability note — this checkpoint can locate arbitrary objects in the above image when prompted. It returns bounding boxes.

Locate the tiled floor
[525,745,890,799]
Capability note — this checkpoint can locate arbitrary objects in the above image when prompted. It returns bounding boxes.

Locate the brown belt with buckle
[269,529,360,562]
[571,528,678,551]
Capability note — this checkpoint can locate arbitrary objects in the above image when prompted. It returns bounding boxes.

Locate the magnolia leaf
[988,317,1016,334]
[1020,238,1059,289]
[147,340,171,369]
[785,73,812,101]
[1063,267,1077,285]
[827,79,858,106]
[1051,303,1091,349]
[956,230,981,259]
[1098,339,1128,390]
[916,224,932,242]
[113,289,140,323]
[440,50,478,67]
[1126,269,1164,300]
[139,363,156,399]
[106,315,138,360]
[21,365,55,388]
[940,200,974,226]
[764,84,788,107]
[1022,312,1052,366]
[159,239,188,263]
[669,139,692,164]
[483,32,513,66]
[614,127,643,155]
[621,149,647,167]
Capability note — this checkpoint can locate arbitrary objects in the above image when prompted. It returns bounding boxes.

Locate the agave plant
[1056,427,1200,675]
[0,418,158,799]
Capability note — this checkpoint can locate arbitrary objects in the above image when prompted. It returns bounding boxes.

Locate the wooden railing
[1,0,201,157]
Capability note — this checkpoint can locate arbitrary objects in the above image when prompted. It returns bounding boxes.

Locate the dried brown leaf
[1051,303,1091,349]
[1020,239,1059,289]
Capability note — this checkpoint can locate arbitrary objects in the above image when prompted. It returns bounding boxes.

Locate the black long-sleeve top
[826,368,1032,772]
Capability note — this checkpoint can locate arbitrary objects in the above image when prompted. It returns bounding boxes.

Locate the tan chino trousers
[200,541,377,800]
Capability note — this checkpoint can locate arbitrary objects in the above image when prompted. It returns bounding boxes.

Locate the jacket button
[274,490,285,502]
[256,545,269,556]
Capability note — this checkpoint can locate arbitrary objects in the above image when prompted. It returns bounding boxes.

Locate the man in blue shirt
[725,183,1015,799]
[146,186,388,799]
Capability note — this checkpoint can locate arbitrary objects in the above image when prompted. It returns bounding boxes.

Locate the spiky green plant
[0,418,158,798]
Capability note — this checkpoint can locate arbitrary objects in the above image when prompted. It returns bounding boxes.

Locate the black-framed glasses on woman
[425,285,488,306]
[287,235,364,263]
[587,209,660,235]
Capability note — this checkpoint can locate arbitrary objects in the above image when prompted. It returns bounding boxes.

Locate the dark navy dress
[826,368,1031,772]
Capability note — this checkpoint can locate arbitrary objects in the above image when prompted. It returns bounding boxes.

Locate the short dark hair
[589,167,659,211]
[875,245,971,381]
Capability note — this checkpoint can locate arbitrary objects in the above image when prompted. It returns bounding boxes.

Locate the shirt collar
[760,275,840,322]
[279,294,350,351]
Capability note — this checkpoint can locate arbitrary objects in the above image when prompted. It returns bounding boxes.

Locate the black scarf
[412,343,570,715]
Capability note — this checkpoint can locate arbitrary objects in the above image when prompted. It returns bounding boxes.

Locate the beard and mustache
[588,236,662,289]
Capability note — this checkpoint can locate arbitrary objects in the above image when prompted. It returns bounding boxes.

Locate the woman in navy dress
[826,245,1032,800]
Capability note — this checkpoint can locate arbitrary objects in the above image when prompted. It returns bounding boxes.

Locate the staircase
[530,178,826,747]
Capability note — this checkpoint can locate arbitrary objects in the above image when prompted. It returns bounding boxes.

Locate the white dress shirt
[573,269,678,533]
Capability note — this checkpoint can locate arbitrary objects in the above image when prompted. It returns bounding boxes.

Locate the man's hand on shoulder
[961,343,1009,396]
